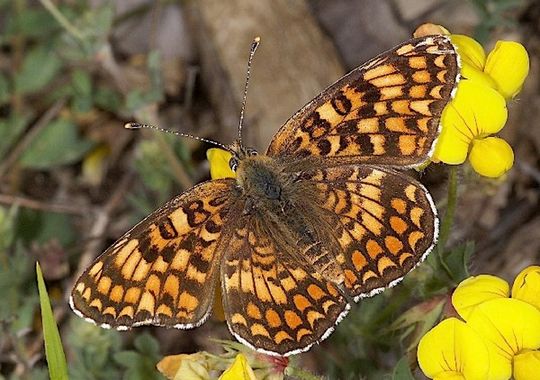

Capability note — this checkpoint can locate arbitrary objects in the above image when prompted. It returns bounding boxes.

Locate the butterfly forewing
[299,165,437,300]
[221,217,349,356]
[267,35,459,166]
[71,179,239,329]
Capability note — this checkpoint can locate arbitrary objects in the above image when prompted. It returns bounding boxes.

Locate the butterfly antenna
[237,36,261,145]
[125,123,231,152]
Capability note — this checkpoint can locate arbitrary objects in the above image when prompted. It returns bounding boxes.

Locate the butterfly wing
[221,216,350,356]
[70,179,239,330]
[299,165,437,300]
[267,35,459,167]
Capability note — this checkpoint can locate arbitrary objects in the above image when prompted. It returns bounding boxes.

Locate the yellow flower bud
[485,41,529,99]
[469,137,514,178]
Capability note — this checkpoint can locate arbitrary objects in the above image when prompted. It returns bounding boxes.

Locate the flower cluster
[416,24,529,178]
[157,342,287,380]
[417,266,540,380]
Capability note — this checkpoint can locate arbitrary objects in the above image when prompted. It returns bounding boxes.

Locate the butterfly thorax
[235,153,346,287]
[236,154,289,202]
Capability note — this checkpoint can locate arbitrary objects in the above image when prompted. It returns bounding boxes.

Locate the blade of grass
[36,262,68,380]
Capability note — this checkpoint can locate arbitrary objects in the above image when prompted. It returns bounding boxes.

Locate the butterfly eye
[229,157,239,171]
[246,148,258,156]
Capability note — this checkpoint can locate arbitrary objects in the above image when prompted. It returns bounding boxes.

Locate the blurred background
[0,0,538,378]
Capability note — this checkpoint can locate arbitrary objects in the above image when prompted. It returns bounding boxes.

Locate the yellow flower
[413,24,528,178]
[219,354,257,380]
[417,318,490,380]
[452,35,529,99]
[452,274,509,319]
[156,343,286,380]
[452,266,540,314]
[511,265,540,311]
[433,79,513,178]
[207,148,235,179]
[466,298,540,380]
[418,266,540,380]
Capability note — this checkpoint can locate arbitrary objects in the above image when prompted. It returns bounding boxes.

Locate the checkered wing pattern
[221,217,350,356]
[267,35,459,167]
[70,179,238,329]
[299,165,437,300]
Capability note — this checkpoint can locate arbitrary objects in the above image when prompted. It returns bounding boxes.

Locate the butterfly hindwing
[267,35,459,166]
[70,179,239,329]
[299,165,437,300]
[221,216,350,356]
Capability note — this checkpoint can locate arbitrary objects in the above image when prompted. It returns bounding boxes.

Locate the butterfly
[70,35,459,357]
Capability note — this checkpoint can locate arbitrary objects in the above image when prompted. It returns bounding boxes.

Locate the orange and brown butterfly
[70,35,460,356]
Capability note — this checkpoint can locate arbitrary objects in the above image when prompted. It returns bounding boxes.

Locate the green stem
[438,165,458,249]
[436,165,459,277]
[39,0,86,41]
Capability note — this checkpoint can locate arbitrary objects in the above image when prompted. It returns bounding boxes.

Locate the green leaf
[71,69,93,113]
[0,73,9,104]
[36,262,68,380]
[20,118,93,169]
[89,4,114,36]
[14,45,62,95]
[67,318,122,380]
[114,333,161,380]
[16,209,76,246]
[5,8,59,38]
[392,357,415,380]
[0,114,31,159]
[443,241,475,283]
[71,70,92,95]
[94,86,121,112]
[0,228,39,325]
[113,351,140,364]
[133,333,159,356]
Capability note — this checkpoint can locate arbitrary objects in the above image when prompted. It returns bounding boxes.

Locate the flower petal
[469,137,514,178]
[458,80,508,135]
[157,353,210,380]
[451,35,486,70]
[432,80,508,164]
[460,62,497,88]
[452,274,509,320]
[485,41,529,99]
[432,98,472,164]
[219,354,257,380]
[417,318,490,380]
[512,266,540,311]
[207,148,235,179]
[467,298,540,380]
[514,350,540,380]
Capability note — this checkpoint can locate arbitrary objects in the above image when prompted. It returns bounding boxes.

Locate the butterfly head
[228,140,258,172]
